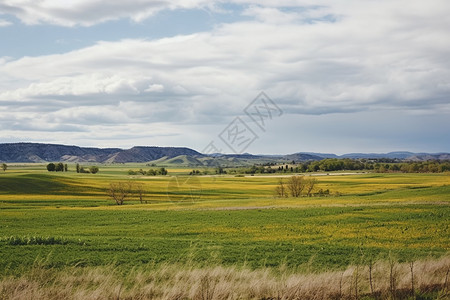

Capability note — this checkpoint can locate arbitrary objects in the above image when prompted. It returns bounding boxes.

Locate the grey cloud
[0,120,87,132]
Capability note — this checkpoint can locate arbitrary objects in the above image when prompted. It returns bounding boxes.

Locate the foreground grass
[1,256,448,300]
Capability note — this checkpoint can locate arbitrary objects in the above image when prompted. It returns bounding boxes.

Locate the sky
[0,0,449,155]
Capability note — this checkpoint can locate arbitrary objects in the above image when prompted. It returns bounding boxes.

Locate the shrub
[46,163,56,172]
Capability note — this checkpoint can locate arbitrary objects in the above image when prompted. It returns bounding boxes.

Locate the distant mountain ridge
[288,151,450,161]
[0,143,448,163]
[0,143,202,163]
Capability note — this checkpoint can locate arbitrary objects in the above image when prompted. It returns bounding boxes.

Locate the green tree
[46,163,56,172]
[159,167,168,175]
[55,162,64,172]
[215,166,225,174]
[1,163,7,172]
[64,164,68,172]
[89,166,99,174]
[76,163,80,173]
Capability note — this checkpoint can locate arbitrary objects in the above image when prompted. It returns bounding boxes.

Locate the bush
[46,163,56,172]
[79,167,90,173]
[89,166,99,174]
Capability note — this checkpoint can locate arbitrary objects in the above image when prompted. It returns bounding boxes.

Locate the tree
[89,166,99,174]
[1,163,7,172]
[215,166,225,175]
[64,164,68,172]
[108,182,133,205]
[159,167,168,175]
[76,163,80,173]
[47,163,56,172]
[55,162,64,172]
[135,182,146,204]
[288,175,305,197]
[275,178,288,198]
[305,178,317,197]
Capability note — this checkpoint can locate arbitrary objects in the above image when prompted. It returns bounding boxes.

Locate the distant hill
[339,151,415,159]
[0,143,202,163]
[338,152,450,160]
[0,143,448,163]
[295,152,339,159]
[283,153,324,161]
[285,151,450,161]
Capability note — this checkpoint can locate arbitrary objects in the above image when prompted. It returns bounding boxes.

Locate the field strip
[37,200,450,212]
[189,201,450,211]
[196,172,368,178]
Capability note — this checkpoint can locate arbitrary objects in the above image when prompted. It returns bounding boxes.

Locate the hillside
[0,143,448,163]
[0,143,202,163]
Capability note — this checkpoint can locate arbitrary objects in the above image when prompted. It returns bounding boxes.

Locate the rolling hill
[0,143,448,164]
[0,143,202,163]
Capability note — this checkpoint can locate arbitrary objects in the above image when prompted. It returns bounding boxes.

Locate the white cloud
[145,84,164,93]
[241,6,302,24]
[0,19,12,27]
[1,4,449,111]
[0,0,449,151]
[0,0,213,26]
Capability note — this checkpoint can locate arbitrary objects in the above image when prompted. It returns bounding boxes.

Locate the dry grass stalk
[0,256,448,300]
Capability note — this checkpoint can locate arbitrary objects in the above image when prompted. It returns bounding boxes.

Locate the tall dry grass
[1,256,448,300]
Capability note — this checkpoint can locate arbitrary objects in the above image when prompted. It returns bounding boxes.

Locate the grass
[1,256,448,299]
[0,165,449,298]
[1,204,448,271]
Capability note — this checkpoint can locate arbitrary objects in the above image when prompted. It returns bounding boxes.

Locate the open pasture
[0,165,448,275]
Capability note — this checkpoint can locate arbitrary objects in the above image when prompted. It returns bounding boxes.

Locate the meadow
[0,164,449,299]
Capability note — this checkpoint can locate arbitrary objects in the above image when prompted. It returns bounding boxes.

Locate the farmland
[0,164,449,298]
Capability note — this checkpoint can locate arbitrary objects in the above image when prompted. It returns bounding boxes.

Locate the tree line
[46,162,68,172]
[46,163,99,174]
[226,159,450,174]
[306,158,450,173]
[128,168,168,176]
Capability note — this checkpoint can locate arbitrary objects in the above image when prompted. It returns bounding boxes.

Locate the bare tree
[288,175,305,197]
[275,178,288,198]
[135,182,147,204]
[108,182,133,205]
[305,178,317,197]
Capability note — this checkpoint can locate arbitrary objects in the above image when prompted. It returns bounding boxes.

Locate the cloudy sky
[0,0,449,154]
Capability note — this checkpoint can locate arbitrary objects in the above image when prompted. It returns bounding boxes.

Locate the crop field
[0,165,449,299]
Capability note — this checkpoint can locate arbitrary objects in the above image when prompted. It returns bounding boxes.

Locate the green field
[1,164,449,276]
